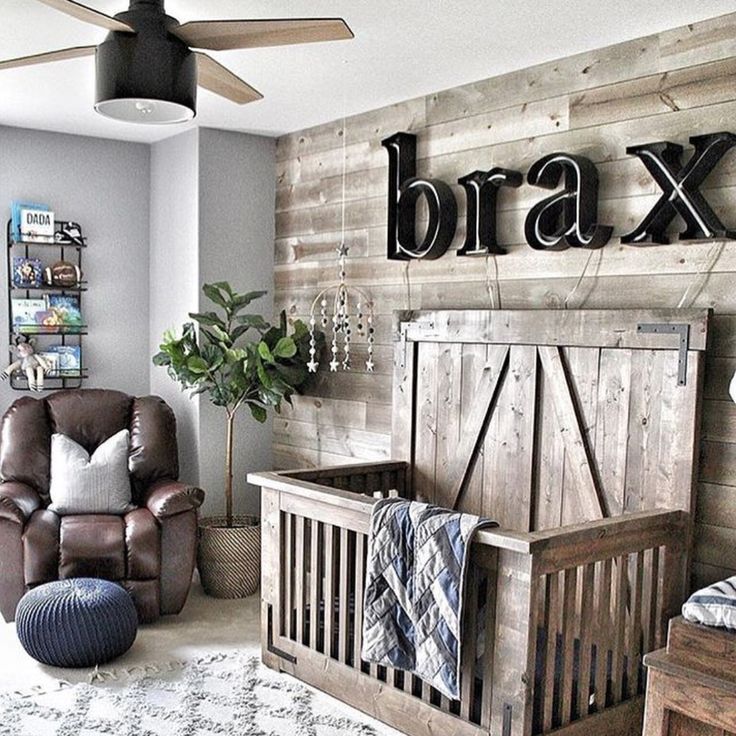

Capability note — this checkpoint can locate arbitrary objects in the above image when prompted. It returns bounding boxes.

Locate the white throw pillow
[682,575,736,631]
[48,429,134,515]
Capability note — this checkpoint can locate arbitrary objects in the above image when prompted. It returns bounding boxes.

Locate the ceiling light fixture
[93,3,197,125]
[0,0,354,125]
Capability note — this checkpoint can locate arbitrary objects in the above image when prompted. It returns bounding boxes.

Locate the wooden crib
[250,308,709,736]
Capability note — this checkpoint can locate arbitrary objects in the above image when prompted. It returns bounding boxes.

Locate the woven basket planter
[197,516,261,599]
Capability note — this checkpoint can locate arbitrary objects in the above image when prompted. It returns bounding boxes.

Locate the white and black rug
[0,651,380,736]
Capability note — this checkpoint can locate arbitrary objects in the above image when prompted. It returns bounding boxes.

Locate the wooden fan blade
[0,45,97,72]
[196,53,263,105]
[36,0,134,33]
[173,18,353,51]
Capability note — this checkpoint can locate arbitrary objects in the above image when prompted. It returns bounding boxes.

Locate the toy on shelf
[1,335,51,392]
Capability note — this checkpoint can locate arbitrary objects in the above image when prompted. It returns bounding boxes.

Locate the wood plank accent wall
[273,11,736,591]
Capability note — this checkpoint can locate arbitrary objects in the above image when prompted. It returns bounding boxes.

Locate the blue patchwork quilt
[361,498,496,699]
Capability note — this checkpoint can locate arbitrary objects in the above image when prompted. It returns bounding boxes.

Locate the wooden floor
[272,10,736,591]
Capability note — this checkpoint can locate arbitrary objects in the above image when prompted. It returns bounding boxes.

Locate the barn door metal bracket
[636,322,690,386]
[502,703,513,736]
[398,321,410,368]
[266,604,297,664]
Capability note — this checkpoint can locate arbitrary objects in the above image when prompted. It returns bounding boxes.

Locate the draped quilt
[361,499,495,699]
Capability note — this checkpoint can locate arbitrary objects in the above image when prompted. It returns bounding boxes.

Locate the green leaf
[202,283,229,310]
[235,314,269,330]
[189,311,226,328]
[273,336,297,359]
[258,341,274,363]
[248,404,268,423]
[231,291,267,312]
[187,355,209,374]
[152,352,170,367]
[256,364,272,389]
[211,325,231,344]
[210,281,234,297]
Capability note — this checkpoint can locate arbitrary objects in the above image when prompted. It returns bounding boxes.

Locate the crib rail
[252,464,689,736]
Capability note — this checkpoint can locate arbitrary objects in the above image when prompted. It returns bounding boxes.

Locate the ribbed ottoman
[15,578,138,668]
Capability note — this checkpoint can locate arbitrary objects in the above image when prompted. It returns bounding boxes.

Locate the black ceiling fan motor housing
[95,0,197,116]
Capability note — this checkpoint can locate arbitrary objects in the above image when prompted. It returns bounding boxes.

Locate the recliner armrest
[142,479,204,519]
[0,481,42,525]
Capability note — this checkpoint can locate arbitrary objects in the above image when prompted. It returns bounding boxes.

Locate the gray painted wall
[197,128,276,518]
[149,129,200,486]
[0,125,150,408]
[0,124,276,512]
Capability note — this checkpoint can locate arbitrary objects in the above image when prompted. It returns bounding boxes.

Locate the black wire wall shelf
[6,218,87,392]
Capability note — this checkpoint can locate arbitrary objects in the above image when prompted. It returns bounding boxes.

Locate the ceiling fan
[0,0,353,124]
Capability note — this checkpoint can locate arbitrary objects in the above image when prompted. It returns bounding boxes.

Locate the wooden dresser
[643,616,736,735]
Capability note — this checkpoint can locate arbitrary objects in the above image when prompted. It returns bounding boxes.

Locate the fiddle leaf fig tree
[153,283,320,527]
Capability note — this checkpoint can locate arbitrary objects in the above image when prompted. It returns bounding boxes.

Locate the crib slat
[594,558,613,712]
[611,554,628,704]
[284,512,293,639]
[309,519,321,650]
[338,527,350,663]
[323,523,335,657]
[354,533,366,670]
[644,547,660,654]
[480,563,498,729]
[542,571,560,731]
[577,563,595,719]
[627,550,645,696]
[460,564,479,721]
[295,516,306,645]
[559,566,578,726]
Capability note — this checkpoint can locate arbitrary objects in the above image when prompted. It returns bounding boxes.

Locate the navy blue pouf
[16,578,138,668]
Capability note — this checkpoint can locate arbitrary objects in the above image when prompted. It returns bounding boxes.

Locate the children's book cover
[11,298,47,332]
[45,345,81,375]
[12,257,43,288]
[46,294,83,331]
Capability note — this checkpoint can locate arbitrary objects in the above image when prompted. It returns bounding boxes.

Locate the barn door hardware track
[636,322,690,386]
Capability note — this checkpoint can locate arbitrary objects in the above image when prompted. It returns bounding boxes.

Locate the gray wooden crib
[250,308,709,736]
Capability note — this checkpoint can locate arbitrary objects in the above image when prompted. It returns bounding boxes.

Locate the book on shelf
[10,201,51,243]
[46,294,83,330]
[12,257,43,288]
[38,351,60,378]
[11,298,47,332]
[44,345,81,376]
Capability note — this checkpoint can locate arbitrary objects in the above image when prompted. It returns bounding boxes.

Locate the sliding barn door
[391,309,709,531]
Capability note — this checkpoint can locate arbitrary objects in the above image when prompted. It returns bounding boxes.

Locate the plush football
[43,261,81,288]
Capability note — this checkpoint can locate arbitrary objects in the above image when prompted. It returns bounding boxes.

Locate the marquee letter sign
[457,168,522,256]
[622,131,736,244]
[524,153,612,251]
[382,132,457,260]
[382,129,736,260]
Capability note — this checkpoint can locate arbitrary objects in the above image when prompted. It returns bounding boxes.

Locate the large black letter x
[622,131,736,244]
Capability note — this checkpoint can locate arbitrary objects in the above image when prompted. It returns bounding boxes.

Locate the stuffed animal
[1,335,51,391]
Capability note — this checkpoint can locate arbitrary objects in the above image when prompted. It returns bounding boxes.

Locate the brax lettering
[381,130,736,259]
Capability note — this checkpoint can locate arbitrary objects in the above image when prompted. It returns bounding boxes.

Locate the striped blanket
[361,498,495,699]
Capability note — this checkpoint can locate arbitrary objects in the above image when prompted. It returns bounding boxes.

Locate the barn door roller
[636,322,690,386]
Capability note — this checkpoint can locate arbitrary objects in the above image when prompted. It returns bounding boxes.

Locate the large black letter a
[525,153,612,251]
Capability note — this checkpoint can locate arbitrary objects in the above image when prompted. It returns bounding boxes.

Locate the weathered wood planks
[274,10,736,586]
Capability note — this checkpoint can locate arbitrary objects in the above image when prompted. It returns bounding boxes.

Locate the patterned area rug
[0,651,378,736]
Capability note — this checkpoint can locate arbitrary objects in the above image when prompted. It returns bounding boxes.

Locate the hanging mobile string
[307,61,376,374]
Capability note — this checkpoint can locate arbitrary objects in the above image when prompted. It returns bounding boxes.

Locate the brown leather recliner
[0,389,204,623]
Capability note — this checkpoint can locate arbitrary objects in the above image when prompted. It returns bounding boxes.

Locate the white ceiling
[0,0,734,144]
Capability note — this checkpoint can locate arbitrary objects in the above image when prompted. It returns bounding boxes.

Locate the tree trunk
[225,411,235,527]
